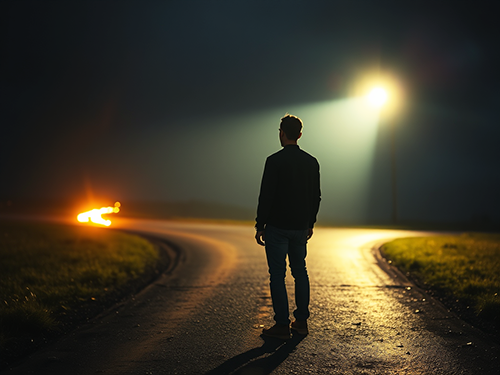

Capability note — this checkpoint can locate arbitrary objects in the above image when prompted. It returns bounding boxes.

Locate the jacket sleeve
[309,160,321,228]
[255,157,277,231]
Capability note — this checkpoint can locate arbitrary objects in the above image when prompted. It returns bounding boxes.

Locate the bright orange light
[77,202,121,226]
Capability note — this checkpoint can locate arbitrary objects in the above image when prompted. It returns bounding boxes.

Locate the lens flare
[77,202,121,226]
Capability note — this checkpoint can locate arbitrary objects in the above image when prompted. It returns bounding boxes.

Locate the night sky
[3,1,500,225]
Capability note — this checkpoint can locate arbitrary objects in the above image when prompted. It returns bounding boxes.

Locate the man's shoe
[291,320,308,335]
[262,324,291,340]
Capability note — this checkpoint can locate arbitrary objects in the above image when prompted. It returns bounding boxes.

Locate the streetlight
[366,86,398,224]
[367,87,388,108]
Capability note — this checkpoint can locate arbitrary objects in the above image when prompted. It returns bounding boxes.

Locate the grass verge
[0,220,161,365]
[381,233,500,336]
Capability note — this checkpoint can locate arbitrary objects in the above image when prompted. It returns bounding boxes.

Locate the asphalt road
[2,219,499,374]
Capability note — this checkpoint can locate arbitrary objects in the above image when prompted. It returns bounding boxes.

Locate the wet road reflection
[3,219,498,374]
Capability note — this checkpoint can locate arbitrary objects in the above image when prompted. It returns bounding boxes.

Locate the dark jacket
[256,145,321,231]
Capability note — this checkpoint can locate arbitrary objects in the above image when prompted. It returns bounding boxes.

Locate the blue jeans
[264,225,310,325]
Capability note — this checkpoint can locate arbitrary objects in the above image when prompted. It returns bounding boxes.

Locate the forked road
[3,219,499,374]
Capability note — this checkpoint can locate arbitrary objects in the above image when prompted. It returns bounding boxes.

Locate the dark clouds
[3,1,500,224]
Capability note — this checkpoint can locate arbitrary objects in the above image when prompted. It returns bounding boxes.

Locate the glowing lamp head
[367,86,388,108]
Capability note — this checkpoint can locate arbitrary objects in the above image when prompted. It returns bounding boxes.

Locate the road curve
[2,219,499,374]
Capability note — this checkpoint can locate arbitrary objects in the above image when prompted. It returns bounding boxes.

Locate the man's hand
[307,228,314,240]
[255,230,265,246]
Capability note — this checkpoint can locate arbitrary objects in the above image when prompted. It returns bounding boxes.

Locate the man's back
[256,144,321,231]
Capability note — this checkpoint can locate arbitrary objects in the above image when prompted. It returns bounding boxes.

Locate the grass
[0,220,159,358]
[382,233,500,332]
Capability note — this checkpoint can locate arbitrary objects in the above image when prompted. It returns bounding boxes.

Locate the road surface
[2,219,499,374]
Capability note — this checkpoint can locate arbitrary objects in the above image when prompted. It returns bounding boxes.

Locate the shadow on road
[205,333,305,375]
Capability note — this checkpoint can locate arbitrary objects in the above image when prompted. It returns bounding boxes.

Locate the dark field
[0,220,160,364]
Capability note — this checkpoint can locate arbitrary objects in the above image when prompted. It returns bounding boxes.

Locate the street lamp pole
[390,119,398,225]
[367,85,398,225]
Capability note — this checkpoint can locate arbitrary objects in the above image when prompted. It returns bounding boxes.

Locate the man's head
[279,114,302,146]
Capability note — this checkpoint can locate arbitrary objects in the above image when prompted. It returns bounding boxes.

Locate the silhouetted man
[255,114,321,339]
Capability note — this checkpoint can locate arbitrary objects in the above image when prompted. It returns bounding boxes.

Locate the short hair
[280,114,303,141]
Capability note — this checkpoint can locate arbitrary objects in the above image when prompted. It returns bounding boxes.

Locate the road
[2,219,499,374]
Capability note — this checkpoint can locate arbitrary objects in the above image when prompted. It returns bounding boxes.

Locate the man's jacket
[256,144,321,231]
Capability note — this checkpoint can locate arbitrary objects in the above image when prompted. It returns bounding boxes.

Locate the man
[255,114,321,339]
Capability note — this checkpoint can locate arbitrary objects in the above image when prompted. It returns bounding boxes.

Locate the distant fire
[77,202,121,226]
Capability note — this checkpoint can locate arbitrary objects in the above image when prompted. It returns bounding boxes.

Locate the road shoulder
[373,240,500,373]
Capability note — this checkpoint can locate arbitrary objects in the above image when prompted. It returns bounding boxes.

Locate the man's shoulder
[298,148,318,161]
[267,148,285,159]
[267,146,319,165]
[265,148,287,164]
[296,147,320,166]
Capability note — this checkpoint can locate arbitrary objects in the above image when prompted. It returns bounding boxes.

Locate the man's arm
[308,160,321,228]
[255,158,277,233]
